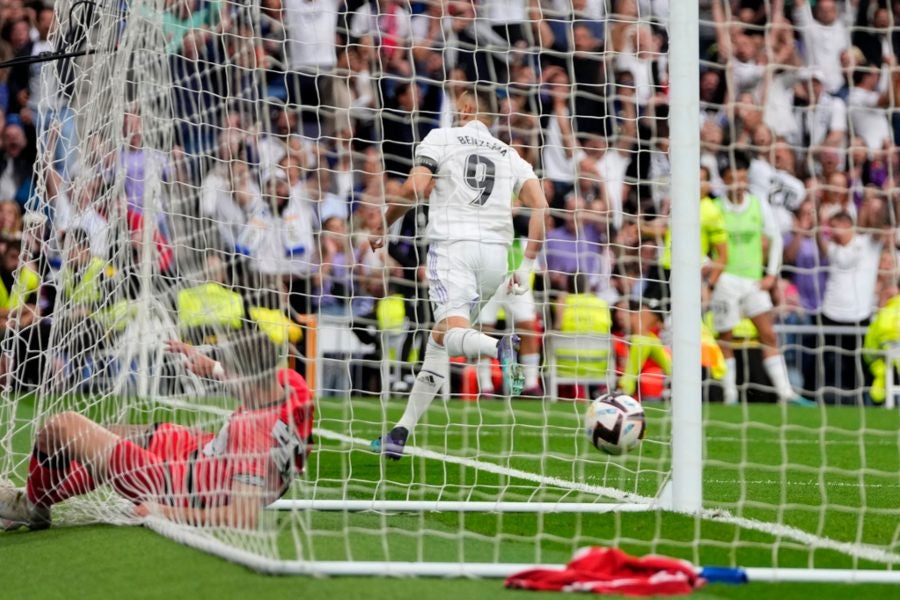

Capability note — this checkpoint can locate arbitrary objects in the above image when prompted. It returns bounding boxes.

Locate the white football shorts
[427,240,508,323]
[709,272,773,333]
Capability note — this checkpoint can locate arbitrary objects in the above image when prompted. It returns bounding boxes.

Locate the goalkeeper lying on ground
[0,331,313,531]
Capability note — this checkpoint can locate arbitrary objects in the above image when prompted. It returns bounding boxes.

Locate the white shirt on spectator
[821,233,882,322]
[29,39,55,111]
[350,2,412,43]
[0,158,17,200]
[764,71,802,138]
[792,92,847,147]
[257,137,287,175]
[541,110,577,184]
[236,197,316,277]
[648,147,669,214]
[53,190,110,260]
[793,2,852,94]
[283,0,338,70]
[638,0,668,23]
[847,87,891,151]
[732,59,765,97]
[615,52,655,107]
[549,0,606,19]
[597,149,630,231]
[200,166,260,250]
[319,191,349,224]
[484,0,527,25]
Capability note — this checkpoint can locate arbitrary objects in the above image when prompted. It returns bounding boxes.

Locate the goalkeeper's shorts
[147,423,214,506]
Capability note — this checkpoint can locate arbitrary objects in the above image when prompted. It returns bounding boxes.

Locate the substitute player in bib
[712,153,807,405]
[0,331,313,530]
[369,86,549,459]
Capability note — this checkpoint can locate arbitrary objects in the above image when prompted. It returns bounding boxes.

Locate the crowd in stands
[0,0,897,405]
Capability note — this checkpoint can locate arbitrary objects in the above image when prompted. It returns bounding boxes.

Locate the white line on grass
[152,397,900,565]
[319,427,900,566]
[703,478,900,490]
[393,428,900,447]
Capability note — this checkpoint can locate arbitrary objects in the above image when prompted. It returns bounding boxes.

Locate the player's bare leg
[372,316,521,459]
[1,412,117,530]
[434,318,522,397]
[517,319,541,396]
[751,311,814,406]
[1,413,168,530]
[717,330,738,405]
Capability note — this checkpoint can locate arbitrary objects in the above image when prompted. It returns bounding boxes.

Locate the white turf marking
[319,428,900,565]
[153,397,900,565]
[397,428,899,447]
[704,478,900,490]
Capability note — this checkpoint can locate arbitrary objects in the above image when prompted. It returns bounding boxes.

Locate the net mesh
[0,0,897,575]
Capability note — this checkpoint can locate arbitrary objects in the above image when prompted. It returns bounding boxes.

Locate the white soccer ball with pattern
[585,393,646,455]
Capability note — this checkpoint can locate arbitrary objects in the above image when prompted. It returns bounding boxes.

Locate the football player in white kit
[369,87,549,459]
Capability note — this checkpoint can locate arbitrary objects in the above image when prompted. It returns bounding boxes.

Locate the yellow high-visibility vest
[556,293,611,378]
[61,258,109,306]
[248,306,303,346]
[0,265,39,310]
[177,283,244,330]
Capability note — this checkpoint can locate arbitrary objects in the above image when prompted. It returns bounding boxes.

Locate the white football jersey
[415,120,537,245]
[748,158,806,233]
[748,159,806,210]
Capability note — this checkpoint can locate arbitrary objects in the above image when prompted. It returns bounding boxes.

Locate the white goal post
[0,0,898,584]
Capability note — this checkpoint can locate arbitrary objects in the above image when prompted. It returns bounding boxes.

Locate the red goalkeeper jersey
[148,369,313,507]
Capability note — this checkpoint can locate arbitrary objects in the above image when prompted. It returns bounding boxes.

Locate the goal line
[150,395,900,568]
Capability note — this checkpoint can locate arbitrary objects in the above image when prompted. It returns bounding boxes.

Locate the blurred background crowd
[0,0,898,405]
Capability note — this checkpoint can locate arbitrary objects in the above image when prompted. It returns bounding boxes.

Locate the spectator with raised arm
[816,195,890,404]
[792,0,855,95]
[281,0,340,139]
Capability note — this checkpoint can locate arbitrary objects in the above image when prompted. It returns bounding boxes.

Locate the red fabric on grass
[505,547,704,596]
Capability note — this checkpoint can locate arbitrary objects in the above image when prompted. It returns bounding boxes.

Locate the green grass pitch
[2,393,899,599]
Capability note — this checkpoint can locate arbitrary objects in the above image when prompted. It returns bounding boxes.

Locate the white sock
[763,354,795,402]
[723,357,737,405]
[396,338,449,432]
[443,328,498,360]
[521,353,540,389]
[477,357,494,392]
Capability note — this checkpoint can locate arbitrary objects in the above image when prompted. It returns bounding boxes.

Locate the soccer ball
[585,393,646,455]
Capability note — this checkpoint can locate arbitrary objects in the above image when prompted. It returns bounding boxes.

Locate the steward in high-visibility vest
[0,264,39,313]
[864,293,900,404]
[177,283,245,331]
[0,235,40,327]
[177,282,303,347]
[60,257,110,307]
[619,300,671,400]
[555,291,612,379]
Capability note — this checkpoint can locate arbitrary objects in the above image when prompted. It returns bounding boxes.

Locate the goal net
[0,0,898,581]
